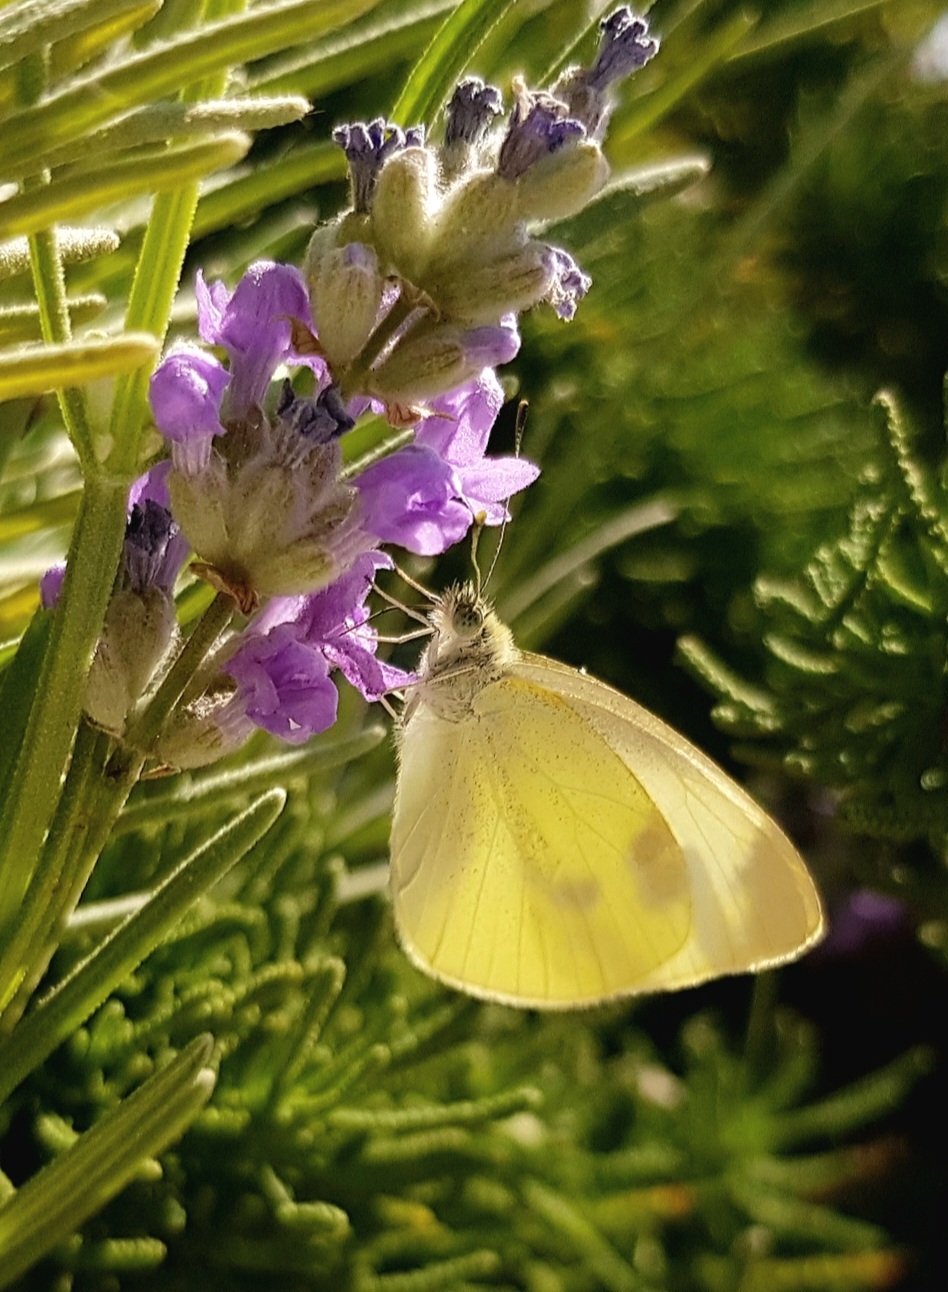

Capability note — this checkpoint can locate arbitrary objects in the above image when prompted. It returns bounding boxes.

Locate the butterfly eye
[453,601,484,636]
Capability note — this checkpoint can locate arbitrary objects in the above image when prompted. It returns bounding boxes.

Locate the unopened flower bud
[85,588,180,736]
[510,137,609,223]
[497,81,584,182]
[307,241,385,370]
[443,78,504,180]
[430,171,519,255]
[554,8,659,138]
[371,146,441,282]
[427,238,554,326]
[153,681,252,770]
[168,428,364,605]
[370,317,519,405]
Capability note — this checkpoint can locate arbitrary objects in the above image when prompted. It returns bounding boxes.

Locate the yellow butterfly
[390,583,824,1009]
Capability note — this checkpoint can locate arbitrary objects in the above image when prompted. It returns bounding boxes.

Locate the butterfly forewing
[392,675,696,1007]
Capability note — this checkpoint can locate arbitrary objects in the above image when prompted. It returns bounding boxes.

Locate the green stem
[28,228,96,466]
[741,970,780,1094]
[107,0,246,476]
[339,292,419,401]
[118,591,234,763]
[18,50,96,467]
[0,723,106,1029]
[0,475,130,937]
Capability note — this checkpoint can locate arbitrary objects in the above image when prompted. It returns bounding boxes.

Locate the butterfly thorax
[403,584,519,723]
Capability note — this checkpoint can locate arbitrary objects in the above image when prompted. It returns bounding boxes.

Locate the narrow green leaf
[772,1047,934,1148]
[36,97,309,174]
[0,789,285,1105]
[730,0,898,65]
[0,228,120,280]
[114,724,385,834]
[0,1035,215,1290]
[191,140,345,239]
[0,612,52,819]
[0,0,381,179]
[390,0,511,129]
[0,295,107,344]
[0,334,158,400]
[251,0,453,98]
[0,0,155,73]
[0,134,250,239]
[0,492,79,543]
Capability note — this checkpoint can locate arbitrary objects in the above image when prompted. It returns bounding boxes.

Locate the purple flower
[543,247,592,321]
[445,79,504,148]
[497,85,585,182]
[195,261,317,418]
[814,889,909,961]
[356,446,472,556]
[149,346,229,473]
[122,499,188,595]
[356,369,539,555]
[40,564,65,610]
[39,463,189,609]
[150,263,366,603]
[225,552,411,742]
[334,119,426,213]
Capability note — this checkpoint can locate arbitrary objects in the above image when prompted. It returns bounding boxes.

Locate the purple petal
[356,445,472,555]
[40,563,66,609]
[200,262,312,417]
[150,346,228,445]
[226,626,338,743]
[128,461,173,511]
[459,456,540,508]
[418,369,504,463]
[461,319,521,369]
[543,247,591,320]
[195,272,231,343]
[293,550,392,642]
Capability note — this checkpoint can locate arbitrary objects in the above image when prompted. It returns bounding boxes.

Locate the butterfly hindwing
[513,654,824,990]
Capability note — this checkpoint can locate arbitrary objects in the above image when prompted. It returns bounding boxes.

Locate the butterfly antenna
[483,399,529,593]
[390,561,437,603]
[470,512,488,597]
[371,580,431,627]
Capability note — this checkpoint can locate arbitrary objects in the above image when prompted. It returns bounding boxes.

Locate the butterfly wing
[512,653,824,992]
[391,674,696,1007]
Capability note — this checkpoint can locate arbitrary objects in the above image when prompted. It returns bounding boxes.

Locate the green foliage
[1,0,945,1289]
[680,389,948,854]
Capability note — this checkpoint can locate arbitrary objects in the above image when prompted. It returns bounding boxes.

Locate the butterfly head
[416,583,518,703]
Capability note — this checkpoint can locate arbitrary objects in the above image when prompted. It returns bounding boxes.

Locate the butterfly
[389,583,824,1008]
